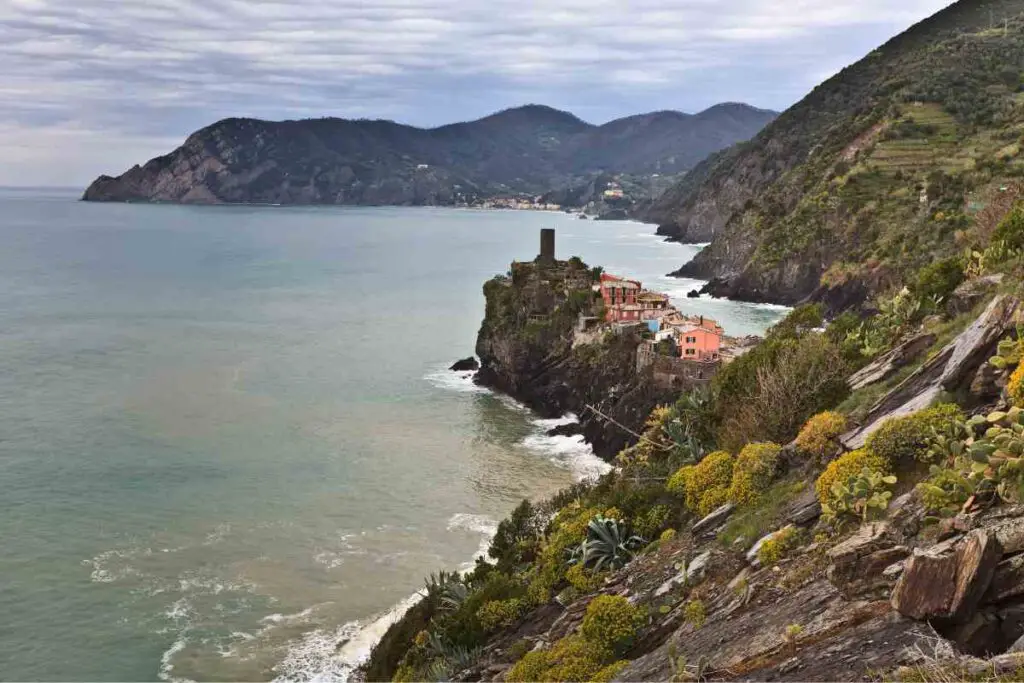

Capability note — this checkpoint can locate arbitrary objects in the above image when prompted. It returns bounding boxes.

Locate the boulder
[951,530,1003,620]
[827,522,908,598]
[449,357,480,372]
[546,422,583,438]
[691,503,735,537]
[686,289,701,298]
[992,513,1024,555]
[892,529,1002,622]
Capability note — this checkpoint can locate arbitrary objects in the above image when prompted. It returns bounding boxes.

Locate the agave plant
[570,515,645,572]
[423,633,481,682]
[424,571,469,613]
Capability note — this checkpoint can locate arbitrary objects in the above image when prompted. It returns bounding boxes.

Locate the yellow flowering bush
[506,635,615,683]
[815,449,889,505]
[477,598,527,631]
[728,442,781,507]
[1009,363,1024,407]
[667,450,734,516]
[757,526,799,566]
[864,403,964,464]
[795,411,848,461]
[565,563,604,593]
[580,595,646,654]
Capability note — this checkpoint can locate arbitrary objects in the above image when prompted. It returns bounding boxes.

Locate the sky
[1,0,957,187]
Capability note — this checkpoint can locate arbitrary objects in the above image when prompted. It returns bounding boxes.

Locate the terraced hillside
[646,0,1024,309]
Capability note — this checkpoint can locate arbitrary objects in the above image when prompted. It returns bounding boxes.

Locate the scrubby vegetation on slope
[649,0,1024,309]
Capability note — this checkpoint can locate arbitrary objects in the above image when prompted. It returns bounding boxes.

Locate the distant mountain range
[81,103,776,206]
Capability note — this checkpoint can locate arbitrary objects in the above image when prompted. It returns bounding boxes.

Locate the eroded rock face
[847,333,937,391]
[843,296,1022,451]
[892,530,1002,622]
[691,503,735,537]
[827,522,908,599]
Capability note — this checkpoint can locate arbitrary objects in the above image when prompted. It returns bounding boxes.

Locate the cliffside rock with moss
[474,258,678,459]
[646,0,1024,307]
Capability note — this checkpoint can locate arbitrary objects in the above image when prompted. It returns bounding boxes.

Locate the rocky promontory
[473,256,677,460]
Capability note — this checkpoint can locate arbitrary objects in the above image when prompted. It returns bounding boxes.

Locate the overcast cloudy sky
[2,0,956,187]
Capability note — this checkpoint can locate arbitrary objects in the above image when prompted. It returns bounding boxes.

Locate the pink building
[599,274,670,324]
[675,316,722,361]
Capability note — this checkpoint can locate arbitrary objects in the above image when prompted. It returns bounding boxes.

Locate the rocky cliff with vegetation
[363,232,1024,681]
[81,104,774,206]
[473,257,679,460]
[348,5,1024,681]
[645,0,1024,309]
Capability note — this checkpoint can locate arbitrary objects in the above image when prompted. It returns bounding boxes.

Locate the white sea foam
[521,413,612,482]
[158,635,193,683]
[422,366,487,393]
[272,591,426,683]
[447,512,500,567]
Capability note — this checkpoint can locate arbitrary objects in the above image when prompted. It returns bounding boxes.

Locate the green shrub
[667,451,734,516]
[913,256,964,303]
[917,465,974,516]
[815,449,889,505]
[865,403,965,464]
[757,526,799,566]
[822,467,897,525]
[506,635,613,683]
[580,595,646,655]
[994,202,1024,250]
[633,504,671,539]
[659,528,677,543]
[507,639,532,663]
[683,599,706,629]
[714,305,850,450]
[565,563,604,593]
[477,598,527,631]
[729,443,781,507]
[489,499,544,572]
[795,412,848,461]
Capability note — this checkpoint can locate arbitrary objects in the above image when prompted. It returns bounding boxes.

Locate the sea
[0,187,788,681]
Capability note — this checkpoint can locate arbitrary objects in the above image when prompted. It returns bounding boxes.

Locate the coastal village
[534,228,742,390]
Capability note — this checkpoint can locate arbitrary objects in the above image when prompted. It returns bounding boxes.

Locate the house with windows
[598,274,671,324]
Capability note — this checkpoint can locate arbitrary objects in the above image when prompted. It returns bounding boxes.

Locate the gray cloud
[0,0,954,186]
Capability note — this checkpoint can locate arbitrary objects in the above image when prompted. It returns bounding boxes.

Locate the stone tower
[539,228,555,264]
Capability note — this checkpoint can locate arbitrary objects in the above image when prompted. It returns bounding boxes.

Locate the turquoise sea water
[0,189,786,681]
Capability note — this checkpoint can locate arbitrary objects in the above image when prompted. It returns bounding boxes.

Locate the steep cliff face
[646,0,1024,307]
[473,260,677,460]
[81,103,775,206]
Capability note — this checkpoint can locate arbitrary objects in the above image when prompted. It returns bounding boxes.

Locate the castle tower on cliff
[539,228,555,264]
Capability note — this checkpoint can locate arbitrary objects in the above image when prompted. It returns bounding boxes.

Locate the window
[685,336,697,344]
[685,349,695,356]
